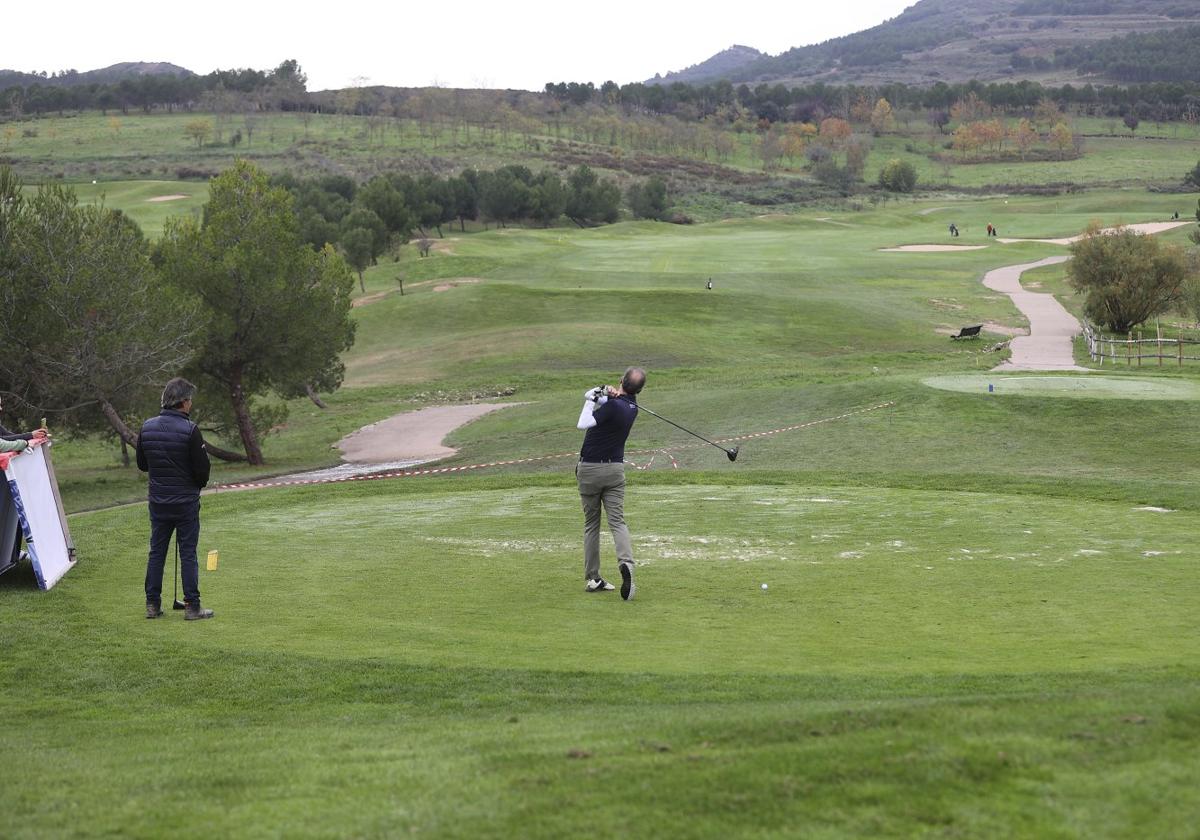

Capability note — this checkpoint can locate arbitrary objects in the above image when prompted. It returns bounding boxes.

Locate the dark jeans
[145,501,201,605]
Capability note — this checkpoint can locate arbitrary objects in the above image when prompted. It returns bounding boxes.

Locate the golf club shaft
[616,395,730,454]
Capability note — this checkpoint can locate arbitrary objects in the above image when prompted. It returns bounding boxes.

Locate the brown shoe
[146,602,163,619]
[184,600,214,621]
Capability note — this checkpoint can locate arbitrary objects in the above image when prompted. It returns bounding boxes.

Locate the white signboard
[2,445,75,590]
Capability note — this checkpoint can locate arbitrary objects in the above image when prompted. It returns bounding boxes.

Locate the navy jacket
[136,409,211,505]
[580,395,638,462]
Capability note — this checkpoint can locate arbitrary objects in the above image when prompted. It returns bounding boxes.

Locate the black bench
[951,325,983,340]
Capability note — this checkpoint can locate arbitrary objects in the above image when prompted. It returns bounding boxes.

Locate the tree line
[1054,25,1200,84]
[0,160,670,463]
[275,165,665,289]
[547,77,1200,126]
[0,59,309,118]
[4,53,1200,129]
[0,162,355,465]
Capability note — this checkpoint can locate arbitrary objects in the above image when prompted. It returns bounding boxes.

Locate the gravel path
[982,256,1083,371]
[980,221,1191,370]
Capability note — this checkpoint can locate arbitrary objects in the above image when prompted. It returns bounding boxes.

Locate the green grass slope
[4,182,1200,835]
[2,477,1198,837]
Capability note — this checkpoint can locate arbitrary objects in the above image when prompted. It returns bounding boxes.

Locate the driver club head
[726,446,739,462]
[172,599,186,610]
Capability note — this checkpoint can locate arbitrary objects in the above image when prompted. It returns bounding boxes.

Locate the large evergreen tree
[0,168,193,445]
[158,161,356,464]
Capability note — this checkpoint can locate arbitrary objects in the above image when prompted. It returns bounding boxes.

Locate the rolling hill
[0,62,193,90]
[651,0,1200,86]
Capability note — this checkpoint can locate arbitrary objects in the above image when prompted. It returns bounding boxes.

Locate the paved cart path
[980,222,1192,371]
[982,256,1082,371]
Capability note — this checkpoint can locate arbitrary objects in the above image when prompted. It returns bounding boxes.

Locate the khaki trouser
[576,461,633,581]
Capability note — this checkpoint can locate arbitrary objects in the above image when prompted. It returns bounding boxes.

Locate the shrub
[878,159,918,193]
[1067,225,1188,332]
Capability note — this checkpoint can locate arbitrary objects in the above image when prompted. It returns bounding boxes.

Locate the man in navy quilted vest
[136,377,213,620]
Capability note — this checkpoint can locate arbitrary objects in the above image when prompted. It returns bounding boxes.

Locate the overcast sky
[7,1,914,92]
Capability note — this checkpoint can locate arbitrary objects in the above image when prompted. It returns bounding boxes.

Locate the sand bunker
[338,403,520,464]
[923,374,1200,401]
[881,244,989,252]
[997,221,1191,246]
[145,194,189,203]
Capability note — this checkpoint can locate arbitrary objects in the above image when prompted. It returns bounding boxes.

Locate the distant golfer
[706,278,713,290]
[136,377,213,620]
[575,367,645,601]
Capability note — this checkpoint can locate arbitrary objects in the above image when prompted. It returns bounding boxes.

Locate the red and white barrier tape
[212,401,895,492]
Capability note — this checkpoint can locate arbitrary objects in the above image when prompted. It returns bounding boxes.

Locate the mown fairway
[3,476,1199,838]
[3,178,1200,836]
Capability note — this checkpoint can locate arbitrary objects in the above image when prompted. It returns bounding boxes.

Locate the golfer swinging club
[576,366,645,601]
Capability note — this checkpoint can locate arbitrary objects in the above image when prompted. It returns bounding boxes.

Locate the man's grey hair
[622,366,646,395]
[161,377,197,410]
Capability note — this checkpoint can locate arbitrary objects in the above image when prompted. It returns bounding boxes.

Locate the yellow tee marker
[206,550,219,571]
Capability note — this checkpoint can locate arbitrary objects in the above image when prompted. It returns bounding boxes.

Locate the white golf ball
[761,583,768,590]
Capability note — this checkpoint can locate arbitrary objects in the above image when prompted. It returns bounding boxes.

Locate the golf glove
[577,387,607,430]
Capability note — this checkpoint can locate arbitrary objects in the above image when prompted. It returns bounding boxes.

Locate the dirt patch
[936,323,1023,337]
[982,322,1026,337]
[930,298,966,311]
[352,290,393,308]
[352,278,484,306]
[338,403,524,464]
[407,277,484,290]
[145,194,189,203]
[881,244,989,252]
[433,278,481,292]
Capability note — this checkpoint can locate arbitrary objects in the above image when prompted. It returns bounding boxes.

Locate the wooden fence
[1081,321,1200,367]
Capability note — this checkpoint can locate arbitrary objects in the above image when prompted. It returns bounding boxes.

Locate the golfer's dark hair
[622,366,646,395]
[161,377,196,410]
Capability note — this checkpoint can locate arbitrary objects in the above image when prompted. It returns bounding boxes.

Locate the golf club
[171,535,185,610]
[613,394,738,461]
